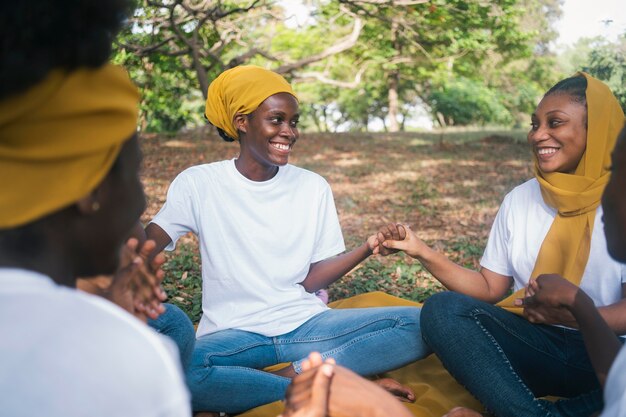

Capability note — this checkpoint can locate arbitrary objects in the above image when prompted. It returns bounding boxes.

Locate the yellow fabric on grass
[240,292,483,417]
[204,65,297,141]
[0,64,139,229]
[497,72,625,314]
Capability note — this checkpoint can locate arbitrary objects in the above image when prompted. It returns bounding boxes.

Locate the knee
[421,291,478,341]
[150,303,196,369]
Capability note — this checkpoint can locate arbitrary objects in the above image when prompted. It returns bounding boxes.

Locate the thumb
[382,239,405,250]
[309,364,334,416]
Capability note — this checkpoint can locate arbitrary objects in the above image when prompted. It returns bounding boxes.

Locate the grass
[140,128,532,322]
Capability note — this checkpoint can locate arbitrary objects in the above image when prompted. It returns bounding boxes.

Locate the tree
[582,34,626,111]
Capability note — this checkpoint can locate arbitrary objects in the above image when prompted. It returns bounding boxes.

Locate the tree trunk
[387,19,401,133]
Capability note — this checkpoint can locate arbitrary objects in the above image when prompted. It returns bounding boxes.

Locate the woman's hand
[282,352,334,417]
[378,223,429,259]
[516,274,578,326]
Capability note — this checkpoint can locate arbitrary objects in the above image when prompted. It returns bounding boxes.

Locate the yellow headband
[205,65,297,140]
[0,64,139,229]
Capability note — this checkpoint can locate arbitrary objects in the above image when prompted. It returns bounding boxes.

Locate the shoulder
[501,178,540,206]
[282,164,331,189]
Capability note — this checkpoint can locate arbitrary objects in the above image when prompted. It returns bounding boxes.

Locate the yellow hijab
[205,65,297,140]
[498,73,625,313]
[0,64,139,229]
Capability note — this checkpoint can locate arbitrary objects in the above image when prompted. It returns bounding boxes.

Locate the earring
[92,201,100,212]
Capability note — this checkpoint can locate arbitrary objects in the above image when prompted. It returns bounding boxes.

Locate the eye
[269,116,282,124]
[529,121,539,130]
[548,119,562,128]
[290,119,299,128]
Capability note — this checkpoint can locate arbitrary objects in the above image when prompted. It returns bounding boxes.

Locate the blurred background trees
[113,0,625,133]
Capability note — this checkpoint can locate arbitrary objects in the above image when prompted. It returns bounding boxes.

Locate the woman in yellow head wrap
[380,73,625,417]
[0,1,190,415]
[145,65,426,414]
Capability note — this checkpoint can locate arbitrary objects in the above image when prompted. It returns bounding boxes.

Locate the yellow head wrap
[0,64,139,229]
[205,65,297,141]
[499,72,626,313]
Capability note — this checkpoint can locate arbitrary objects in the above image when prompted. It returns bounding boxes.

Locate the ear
[75,186,106,215]
[233,113,248,135]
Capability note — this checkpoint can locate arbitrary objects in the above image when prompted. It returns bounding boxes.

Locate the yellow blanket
[240,291,483,417]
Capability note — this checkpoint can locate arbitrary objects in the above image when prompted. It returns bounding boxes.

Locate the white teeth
[271,142,290,151]
[537,148,557,155]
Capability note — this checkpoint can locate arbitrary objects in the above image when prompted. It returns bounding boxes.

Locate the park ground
[140,128,532,322]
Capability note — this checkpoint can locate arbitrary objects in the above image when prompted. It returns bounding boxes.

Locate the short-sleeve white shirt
[481,178,626,307]
[0,268,191,417]
[601,345,626,416]
[151,160,346,338]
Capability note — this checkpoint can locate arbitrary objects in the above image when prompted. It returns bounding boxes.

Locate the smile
[270,142,290,151]
[537,147,558,155]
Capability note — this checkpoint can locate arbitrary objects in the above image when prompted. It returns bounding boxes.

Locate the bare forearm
[417,246,507,302]
[570,292,622,387]
[301,242,372,292]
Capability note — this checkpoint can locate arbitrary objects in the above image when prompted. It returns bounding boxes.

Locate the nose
[281,124,298,140]
[528,123,549,144]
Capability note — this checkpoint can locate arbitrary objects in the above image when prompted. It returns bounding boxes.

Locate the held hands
[375,223,429,259]
[103,238,167,322]
[515,274,578,326]
[282,352,335,417]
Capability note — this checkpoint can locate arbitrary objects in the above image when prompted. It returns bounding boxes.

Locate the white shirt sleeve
[311,182,346,263]
[150,172,199,251]
[480,192,514,277]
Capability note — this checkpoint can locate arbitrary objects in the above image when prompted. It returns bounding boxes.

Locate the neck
[0,224,77,288]
[234,157,279,182]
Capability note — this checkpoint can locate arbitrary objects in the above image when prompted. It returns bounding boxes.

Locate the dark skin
[518,126,626,389]
[0,136,146,289]
[145,92,415,401]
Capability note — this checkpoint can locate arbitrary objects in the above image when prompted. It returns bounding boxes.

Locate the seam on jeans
[276,314,407,344]
[316,325,396,362]
[470,308,555,417]
[473,308,569,366]
[202,340,273,368]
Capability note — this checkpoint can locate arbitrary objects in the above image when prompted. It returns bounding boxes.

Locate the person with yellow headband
[379,73,625,417]
[144,65,426,414]
[0,1,190,415]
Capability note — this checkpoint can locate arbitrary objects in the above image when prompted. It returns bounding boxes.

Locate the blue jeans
[421,292,603,417]
[188,306,427,413]
[148,303,196,372]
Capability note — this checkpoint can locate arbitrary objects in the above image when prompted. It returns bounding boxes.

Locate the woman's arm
[300,240,374,292]
[381,224,512,303]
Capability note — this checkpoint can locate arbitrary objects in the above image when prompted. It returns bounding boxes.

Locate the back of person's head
[0,0,133,100]
[204,65,297,142]
[0,0,142,279]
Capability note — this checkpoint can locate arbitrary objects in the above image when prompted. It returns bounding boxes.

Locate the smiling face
[602,126,626,262]
[528,93,588,174]
[235,92,299,181]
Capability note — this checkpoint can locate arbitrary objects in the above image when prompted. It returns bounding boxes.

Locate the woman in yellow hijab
[381,73,625,417]
[0,1,190,414]
[144,65,426,414]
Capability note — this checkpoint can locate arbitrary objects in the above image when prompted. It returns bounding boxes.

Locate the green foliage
[582,35,626,111]
[329,258,444,303]
[428,78,514,126]
[161,243,203,323]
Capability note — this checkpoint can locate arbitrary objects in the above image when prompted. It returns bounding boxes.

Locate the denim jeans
[421,291,603,417]
[187,305,427,413]
[148,303,196,372]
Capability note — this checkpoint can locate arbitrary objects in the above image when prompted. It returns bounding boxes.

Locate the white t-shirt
[481,179,626,306]
[0,268,191,417]
[151,160,346,338]
[601,345,626,416]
